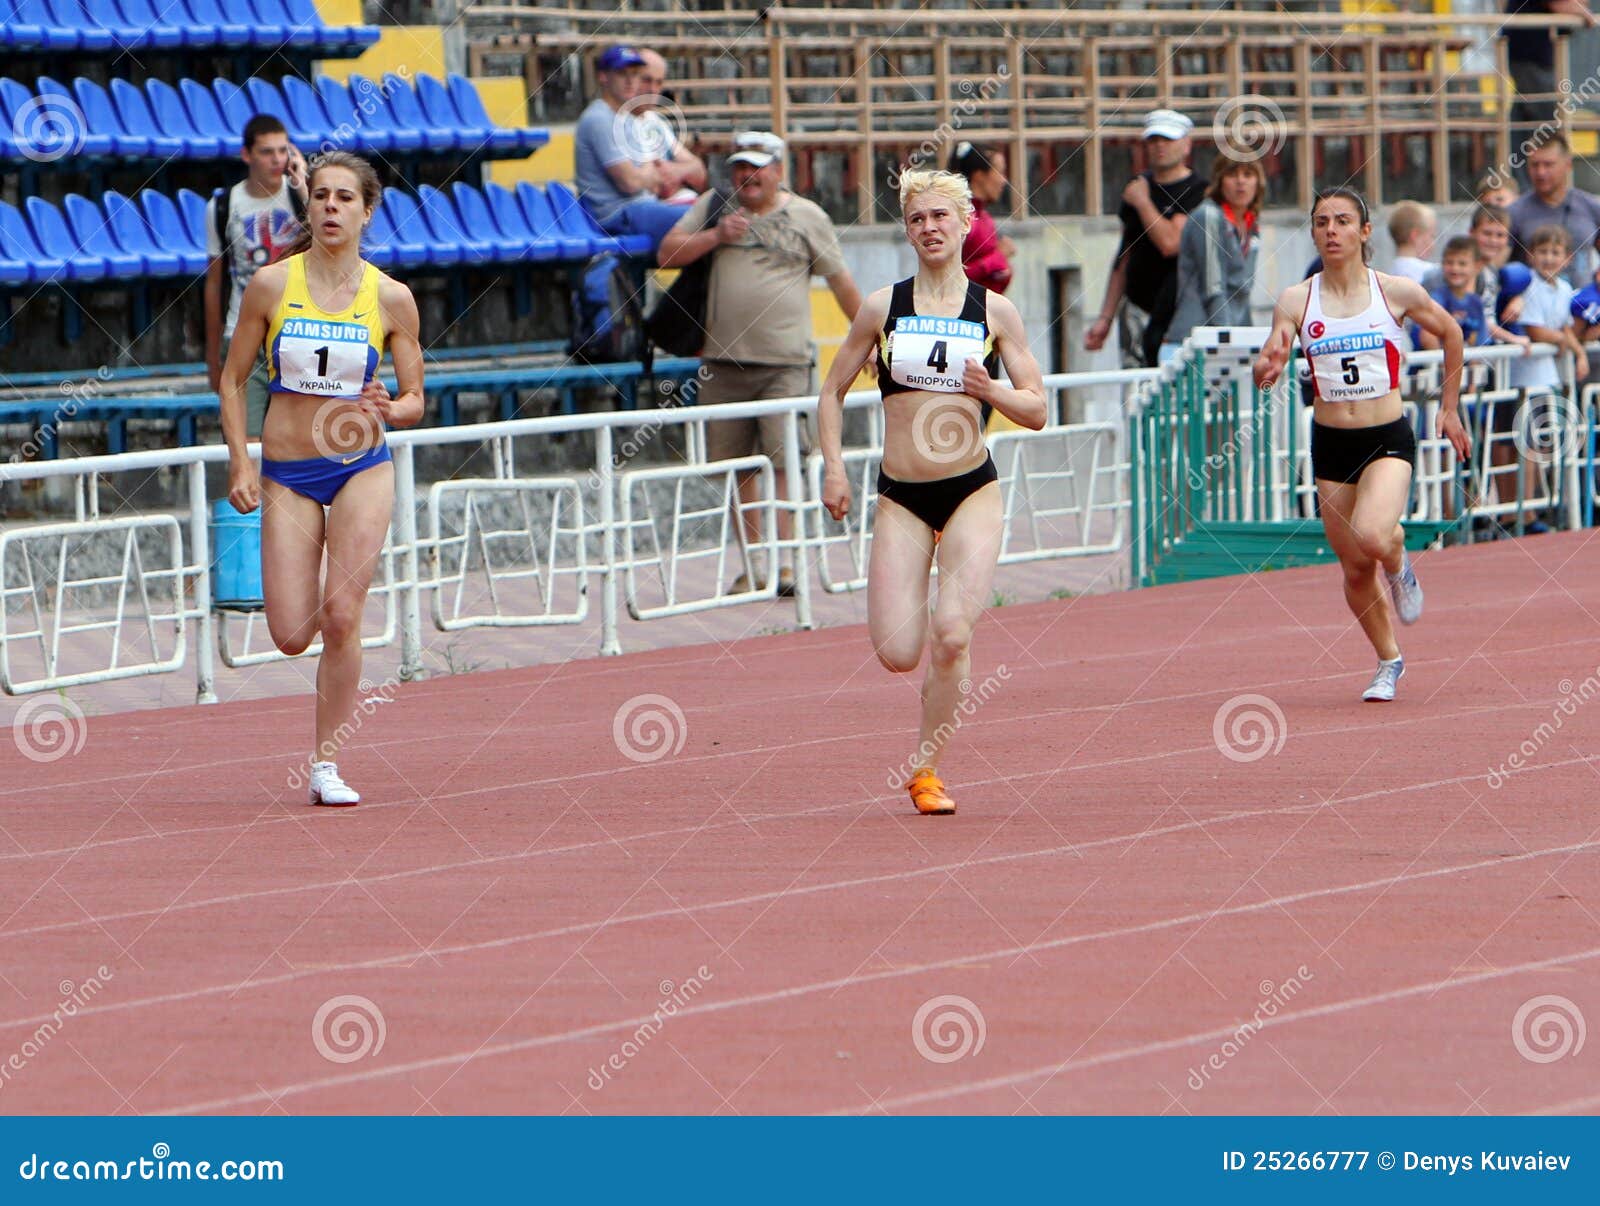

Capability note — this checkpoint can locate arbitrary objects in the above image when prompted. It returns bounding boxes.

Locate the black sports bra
[878,277,1000,400]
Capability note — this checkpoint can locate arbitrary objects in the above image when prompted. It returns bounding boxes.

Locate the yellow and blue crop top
[878,276,999,399]
[266,253,384,398]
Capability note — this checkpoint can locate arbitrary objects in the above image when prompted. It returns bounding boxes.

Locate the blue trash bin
[210,498,265,611]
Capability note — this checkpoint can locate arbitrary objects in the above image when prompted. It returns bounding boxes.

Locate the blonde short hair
[899,168,974,224]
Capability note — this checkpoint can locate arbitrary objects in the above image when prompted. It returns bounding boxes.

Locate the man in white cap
[1085,107,1206,367]
[658,131,863,595]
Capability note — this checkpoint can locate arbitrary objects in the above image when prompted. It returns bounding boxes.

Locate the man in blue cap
[574,45,691,251]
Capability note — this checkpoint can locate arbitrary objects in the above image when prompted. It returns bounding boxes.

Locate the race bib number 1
[276,317,371,397]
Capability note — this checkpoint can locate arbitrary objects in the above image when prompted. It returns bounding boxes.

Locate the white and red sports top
[1299,270,1406,403]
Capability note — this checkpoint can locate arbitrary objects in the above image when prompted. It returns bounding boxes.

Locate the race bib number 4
[888,316,987,394]
[275,318,373,397]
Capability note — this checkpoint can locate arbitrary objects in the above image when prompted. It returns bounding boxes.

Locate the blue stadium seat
[256,0,339,49]
[368,196,428,268]
[418,74,516,156]
[381,72,457,152]
[146,79,228,158]
[243,78,299,141]
[211,78,255,137]
[446,74,543,154]
[109,79,186,158]
[2,0,48,50]
[452,182,537,262]
[12,75,111,156]
[179,77,237,150]
[26,195,108,280]
[238,0,305,47]
[281,76,337,149]
[0,200,65,282]
[180,0,254,47]
[417,185,494,261]
[70,77,151,157]
[62,194,145,277]
[140,189,204,267]
[482,184,562,263]
[345,75,424,153]
[104,189,190,275]
[97,0,184,49]
[384,190,458,265]
[77,0,145,49]
[174,187,210,249]
[546,180,652,256]
[315,77,395,154]
[43,0,113,51]
[515,182,592,260]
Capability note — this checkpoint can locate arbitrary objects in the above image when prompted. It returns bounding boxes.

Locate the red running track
[2,530,1598,1115]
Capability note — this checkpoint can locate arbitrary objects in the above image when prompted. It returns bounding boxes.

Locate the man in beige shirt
[659,131,862,595]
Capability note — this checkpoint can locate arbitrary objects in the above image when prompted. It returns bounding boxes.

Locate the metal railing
[0,368,1152,700]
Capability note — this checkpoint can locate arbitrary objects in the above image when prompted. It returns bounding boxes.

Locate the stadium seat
[2,0,48,50]
[345,75,425,153]
[173,187,211,249]
[239,0,309,47]
[483,184,561,263]
[417,184,494,261]
[281,75,338,149]
[418,75,517,156]
[0,200,65,282]
[316,77,397,155]
[367,197,428,268]
[103,189,192,275]
[146,78,229,158]
[180,0,255,47]
[446,74,542,154]
[179,78,238,152]
[69,77,152,157]
[62,194,146,278]
[26,195,110,280]
[452,182,539,262]
[99,0,184,49]
[77,0,146,49]
[546,181,652,257]
[211,79,255,138]
[140,190,205,267]
[42,0,113,52]
[380,72,457,152]
[513,183,591,260]
[108,78,186,158]
[384,190,460,266]
[244,78,301,142]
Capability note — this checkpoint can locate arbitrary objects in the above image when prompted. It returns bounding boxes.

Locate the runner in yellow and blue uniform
[221,152,424,806]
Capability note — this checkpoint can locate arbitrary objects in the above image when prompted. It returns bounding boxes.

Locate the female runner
[222,151,424,804]
[817,169,1046,814]
[1254,187,1470,701]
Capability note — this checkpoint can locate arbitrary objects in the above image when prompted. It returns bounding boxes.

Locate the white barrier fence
[0,370,1154,700]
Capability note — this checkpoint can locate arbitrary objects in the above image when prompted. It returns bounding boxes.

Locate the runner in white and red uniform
[1255,188,1471,703]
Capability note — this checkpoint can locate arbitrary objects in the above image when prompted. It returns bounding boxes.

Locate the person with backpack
[205,114,309,439]
[657,131,862,596]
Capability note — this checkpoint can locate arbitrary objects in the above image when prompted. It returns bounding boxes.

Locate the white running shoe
[1362,657,1405,702]
[1385,554,1423,625]
[308,761,360,806]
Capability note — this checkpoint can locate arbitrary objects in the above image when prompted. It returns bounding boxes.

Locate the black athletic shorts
[1310,417,1417,485]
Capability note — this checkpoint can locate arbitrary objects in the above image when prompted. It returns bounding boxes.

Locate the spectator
[1503,0,1596,163]
[1387,200,1437,284]
[949,141,1014,294]
[1084,108,1206,367]
[1477,171,1519,211]
[574,45,687,251]
[1509,133,1600,286]
[634,49,707,205]
[657,132,862,596]
[1164,148,1264,355]
[1426,205,1522,325]
[1416,236,1529,350]
[204,114,307,439]
[1511,224,1589,531]
[1568,229,1600,339]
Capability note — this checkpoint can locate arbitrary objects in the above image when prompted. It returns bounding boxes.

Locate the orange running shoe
[907,768,956,815]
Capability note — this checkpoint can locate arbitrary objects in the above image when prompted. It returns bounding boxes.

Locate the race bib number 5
[888,316,987,394]
[276,317,372,397]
